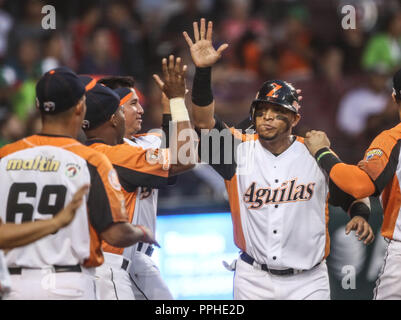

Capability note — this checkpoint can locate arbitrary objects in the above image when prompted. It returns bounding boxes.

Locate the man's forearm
[0,219,61,250]
[101,223,145,248]
[169,120,197,175]
[191,67,216,129]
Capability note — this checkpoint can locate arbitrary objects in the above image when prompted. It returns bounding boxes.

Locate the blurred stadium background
[0,0,400,299]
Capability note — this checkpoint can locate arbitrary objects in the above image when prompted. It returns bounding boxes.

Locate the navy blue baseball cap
[36,67,86,114]
[113,87,133,106]
[78,74,97,92]
[83,83,120,130]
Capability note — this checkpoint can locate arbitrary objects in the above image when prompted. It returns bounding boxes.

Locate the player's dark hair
[98,76,135,89]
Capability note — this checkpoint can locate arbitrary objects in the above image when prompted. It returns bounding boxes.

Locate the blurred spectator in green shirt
[362,11,401,72]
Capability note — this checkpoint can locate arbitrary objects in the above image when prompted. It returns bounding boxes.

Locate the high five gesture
[183,18,229,68]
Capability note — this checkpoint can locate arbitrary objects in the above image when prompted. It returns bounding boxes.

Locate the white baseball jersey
[124,134,161,237]
[200,119,330,270]
[0,135,127,269]
[124,134,174,300]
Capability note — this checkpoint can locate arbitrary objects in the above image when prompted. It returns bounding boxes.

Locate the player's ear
[292,113,301,128]
[109,114,118,127]
[392,92,397,103]
[75,96,86,116]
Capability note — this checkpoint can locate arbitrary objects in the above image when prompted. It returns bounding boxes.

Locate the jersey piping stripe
[324,194,330,259]
[225,174,246,252]
[381,175,401,239]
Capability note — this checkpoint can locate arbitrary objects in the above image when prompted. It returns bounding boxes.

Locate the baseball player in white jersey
[304,68,401,300]
[0,185,88,298]
[86,56,195,300]
[184,19,374,300]
[97,74,176,299]
[0,67,158,300]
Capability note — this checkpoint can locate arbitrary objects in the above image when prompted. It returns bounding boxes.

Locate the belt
[137,242,154,257]
[240,252,320,276]
[8,265,82,275]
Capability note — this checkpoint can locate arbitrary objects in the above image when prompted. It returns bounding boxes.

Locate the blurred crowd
[1,0,401,210]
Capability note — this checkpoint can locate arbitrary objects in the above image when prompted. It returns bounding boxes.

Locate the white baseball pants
[94,252,135,300]
[3,268,96,300]
[374,239,401,300]
[129,251,173,300]
[233,257,330,300]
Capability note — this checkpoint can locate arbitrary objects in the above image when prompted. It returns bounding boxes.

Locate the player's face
[254,103,298,141]
[122,88,143,138]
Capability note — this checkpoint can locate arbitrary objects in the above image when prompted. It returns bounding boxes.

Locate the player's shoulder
[369,124,401,153]
[67,142,114,170]
[133,132,162,147]
[0,139,28,158]
[294,136,304,144]
[134,132,162,139]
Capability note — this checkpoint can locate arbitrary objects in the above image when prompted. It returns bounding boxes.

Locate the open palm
[183,19,228,68]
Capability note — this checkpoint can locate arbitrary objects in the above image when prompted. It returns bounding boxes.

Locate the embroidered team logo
[65,163,81,178]
[146,148,170,170]
[108,169,122,191]
[366,149,383,161]
[43,101,56,112]
[243,179,316,209]
[82,120,90,129]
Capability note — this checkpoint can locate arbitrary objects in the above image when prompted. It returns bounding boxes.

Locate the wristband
[170,98,189,122]
[349,202,370,221]
[192,67,213,106]
[317,151,332,163]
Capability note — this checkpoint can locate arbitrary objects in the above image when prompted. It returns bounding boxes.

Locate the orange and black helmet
[250,80,300,121]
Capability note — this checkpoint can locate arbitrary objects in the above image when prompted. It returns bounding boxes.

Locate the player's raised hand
[54,184,89,228]
[345,216,375,245]
[183,18,229,68]
[304,130,331,157]
[153,55,187,99]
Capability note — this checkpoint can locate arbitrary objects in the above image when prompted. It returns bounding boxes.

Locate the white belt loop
[103,252,131,271]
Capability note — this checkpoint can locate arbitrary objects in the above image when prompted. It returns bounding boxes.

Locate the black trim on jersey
[162,114,177,186]
[87,162,115,233]
[37,133,74,139]
[373,140,401,195]
[161,114,172,148]
[328,179,356,212]
[85,139,107,146]
[114,164,169,191]
[196,117,239,181]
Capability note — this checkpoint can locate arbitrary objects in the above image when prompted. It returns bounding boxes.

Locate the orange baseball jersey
[0,135,128,268]
[85,138,170,255]
[318,123,401,240]
[199,118,331,270]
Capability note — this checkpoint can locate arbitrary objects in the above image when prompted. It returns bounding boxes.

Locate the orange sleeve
[91,143,170,190]
[329,163,376,199]
[320,129,400,199]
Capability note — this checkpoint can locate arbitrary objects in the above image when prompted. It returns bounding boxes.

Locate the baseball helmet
[250,80,300,121]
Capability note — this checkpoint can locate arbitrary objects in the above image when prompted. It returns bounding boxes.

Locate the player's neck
[41,122,77,139]
[259,134,295,155]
